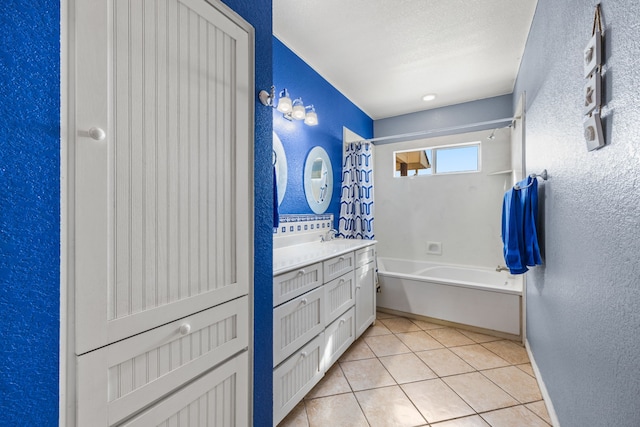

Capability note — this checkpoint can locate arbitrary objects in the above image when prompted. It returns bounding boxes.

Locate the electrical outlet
[426,241,442,255]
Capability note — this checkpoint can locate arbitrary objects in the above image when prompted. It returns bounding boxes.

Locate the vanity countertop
[274,239,376,276]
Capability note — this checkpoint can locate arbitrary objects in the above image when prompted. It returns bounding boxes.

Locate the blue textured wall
[219,1,273,425]
[374,94,513,138]
[0,1,60,424]
[514,1,640,425]
[273,37,373,224]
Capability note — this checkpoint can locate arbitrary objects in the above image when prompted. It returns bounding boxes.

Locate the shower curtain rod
[359,117,514,145]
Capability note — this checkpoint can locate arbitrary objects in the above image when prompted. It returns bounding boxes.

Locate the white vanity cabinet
[355,246,377,338]
[272,242,376,426]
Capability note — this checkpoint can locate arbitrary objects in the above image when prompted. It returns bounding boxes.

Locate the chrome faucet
[320,229,338,242]
[496,265,509,272]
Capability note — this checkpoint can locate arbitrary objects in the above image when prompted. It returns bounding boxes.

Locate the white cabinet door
[324,271,355,326]
[77,297,248,426]
[355,262,376,338]
[323,252,355,283]
[273,286,324,366]
[273,262,323,307]
[273,333,324,426]
[121,352,249,426]
[73,0,252,355]
[323,307,355,368]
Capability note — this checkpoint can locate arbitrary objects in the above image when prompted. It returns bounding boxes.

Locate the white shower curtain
[338,142,374,239]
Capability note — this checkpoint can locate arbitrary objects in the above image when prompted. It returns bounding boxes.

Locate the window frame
[393,141,482,178]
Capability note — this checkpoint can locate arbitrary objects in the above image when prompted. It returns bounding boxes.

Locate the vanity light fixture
[259,86,319,126]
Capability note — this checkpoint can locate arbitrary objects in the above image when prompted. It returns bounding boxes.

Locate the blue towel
[501,176,542,274]
[520,177,542,266]
[273,166,279,228]
[502,186,528,274]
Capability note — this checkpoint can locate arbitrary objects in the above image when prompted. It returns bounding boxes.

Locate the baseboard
[377,307,521,342]
[525,339,561,427]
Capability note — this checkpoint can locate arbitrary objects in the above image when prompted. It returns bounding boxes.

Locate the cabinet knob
[300,298,307,305]
[300,351,308,358]
[339,318,346,325]
[179,323,191,335]
[297,269,306,276]
[339,256,345,261]
[88,127,106,141]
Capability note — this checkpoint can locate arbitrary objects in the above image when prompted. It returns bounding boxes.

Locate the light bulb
[304,105,318,126]
[291,98,305,120]
[276,88,292,113]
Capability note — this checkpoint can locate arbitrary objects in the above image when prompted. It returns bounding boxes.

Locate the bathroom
[2,0,639,426]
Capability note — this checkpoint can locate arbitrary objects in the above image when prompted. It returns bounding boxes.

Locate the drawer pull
[179,323,191,335]
[297,269,306,276]
[300,298,308,305]
[300,351,308,358]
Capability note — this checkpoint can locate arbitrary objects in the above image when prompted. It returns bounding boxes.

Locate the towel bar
[514,169,547,190]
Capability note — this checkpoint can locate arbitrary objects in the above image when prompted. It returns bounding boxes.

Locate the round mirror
[273,132,287,205]
[304,146,333,214]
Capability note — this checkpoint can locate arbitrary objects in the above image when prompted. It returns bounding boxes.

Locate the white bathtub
[377,258,523,336]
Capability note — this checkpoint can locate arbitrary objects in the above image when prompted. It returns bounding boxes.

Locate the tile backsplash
[274,214,334,237]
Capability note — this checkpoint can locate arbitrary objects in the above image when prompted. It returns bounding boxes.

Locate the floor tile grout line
[279,314,551,427]
[390,325,542,424]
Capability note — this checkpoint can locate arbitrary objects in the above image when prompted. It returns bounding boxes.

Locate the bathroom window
[394,142,480,177]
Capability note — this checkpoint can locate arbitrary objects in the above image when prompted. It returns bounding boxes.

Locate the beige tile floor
[278,312,553,427]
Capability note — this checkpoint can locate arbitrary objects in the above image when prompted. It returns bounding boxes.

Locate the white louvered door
[74,0,252,355]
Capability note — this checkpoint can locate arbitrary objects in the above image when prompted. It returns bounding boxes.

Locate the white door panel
[75,0,252,355]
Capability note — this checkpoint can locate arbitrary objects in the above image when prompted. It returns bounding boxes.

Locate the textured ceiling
[273,0,538,120]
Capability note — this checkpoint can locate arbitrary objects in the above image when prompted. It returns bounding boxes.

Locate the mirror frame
[273,131,287,205]
[303,146,333,214]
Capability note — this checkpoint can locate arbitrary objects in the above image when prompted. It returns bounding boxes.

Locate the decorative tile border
[274,214,334,236]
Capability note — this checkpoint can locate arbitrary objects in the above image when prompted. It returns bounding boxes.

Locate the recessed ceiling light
[422,93,437,102]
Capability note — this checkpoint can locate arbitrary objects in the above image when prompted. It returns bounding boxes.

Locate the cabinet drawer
[273,286,324,367]
[324,271,355,326]
[121,352,249,426]
[77,297,249,426]
[273,262,323,307]
[273,333,324,426]
[355,245,376,267]
[324,307,355,368]
[323,252,355,283]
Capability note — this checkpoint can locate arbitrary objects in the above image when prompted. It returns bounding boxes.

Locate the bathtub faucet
[496,265,509,272]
